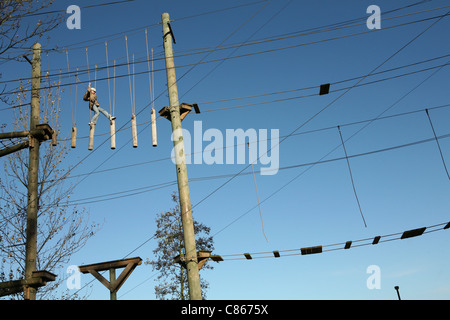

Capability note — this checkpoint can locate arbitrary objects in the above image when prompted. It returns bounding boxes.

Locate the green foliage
[146,192,214,300]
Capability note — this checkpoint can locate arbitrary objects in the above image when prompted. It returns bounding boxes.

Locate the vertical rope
[57,68,62,129]
[338,125,367,228]
[65,49,74,127]
[151,48,155,110]
[94,64,97,89]
[125,36,134,114]
[247,142,268,242]
[425,109,450,179]
[113,59,116,117]
[74,67,78,125]
[145,29,154,109]
[85,47,91,119]
[105,41,112,115]
[132,53,136,115]
[85,47,90,82]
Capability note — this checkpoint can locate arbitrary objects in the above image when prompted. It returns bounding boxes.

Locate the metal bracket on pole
[163,22,176,44]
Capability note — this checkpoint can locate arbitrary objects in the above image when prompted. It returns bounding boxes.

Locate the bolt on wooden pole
[24,43,41,300]
[161,12,202,300]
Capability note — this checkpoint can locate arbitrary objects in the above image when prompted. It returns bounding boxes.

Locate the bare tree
[0,0,63,105]
[0,0,62,61]
[147,192,215,300]
[0,72,100,300]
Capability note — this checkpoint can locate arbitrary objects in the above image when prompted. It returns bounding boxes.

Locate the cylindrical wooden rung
[131,114,138,148]
[71,127,77,148]
[88,124,95,150]
[110,119,116,150]
[151,108,157,147]
[52,129,57,146]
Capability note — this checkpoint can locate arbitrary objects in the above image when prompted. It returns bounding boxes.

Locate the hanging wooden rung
[131,114,138,148]
[71,127,77,148]
[110,119,116,150]
[88,124,95,150]
[151,108,157,147]
[52,129,57,146]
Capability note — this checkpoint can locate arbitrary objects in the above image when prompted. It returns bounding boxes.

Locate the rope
[105,41,112,116]
[247,142,268,242]
[85,47,92,119]
[151,48,155,111]
[94,64,97,89]
[338,125,367,228]
[132,54,136,115]
[113,59,116,117]
[125,36,134,115]
[57,68,62,129]
[85,47,90,82]
[425,109,450,179]
[74,67,78,125]
[145,29,154,110]
[65,49,74,127]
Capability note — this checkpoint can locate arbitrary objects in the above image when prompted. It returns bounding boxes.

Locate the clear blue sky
[1,0,450,300]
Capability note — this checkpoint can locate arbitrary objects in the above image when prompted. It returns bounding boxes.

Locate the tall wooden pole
[161,12,202,300]
[24,43,41,300]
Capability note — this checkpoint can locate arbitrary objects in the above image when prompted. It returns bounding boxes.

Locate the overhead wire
[62,0,450,300]
[7,0,446,298]
[66,5,294,298]
[191,6,450,248]
[425,108,450,179]
[45,1,278,245]
[180,0,293,99]
[2,5,449,90]
[338,125,367,228]
[187,8,450,220]
[1,14,448,104]
[24,1,448,73]
[44,102,450,185]
[215,221,450,261]
[46,0,271,53]
[119,218,450,298]
[97,4,450,273]
[212,51,450,238]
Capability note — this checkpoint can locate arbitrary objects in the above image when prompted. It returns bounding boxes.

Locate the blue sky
[1,0,450,300]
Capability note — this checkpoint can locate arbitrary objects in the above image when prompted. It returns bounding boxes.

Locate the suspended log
[88,124,95,150]
[71,127,77,148]
[110,119,116,150]
[151,108,157,147]
[52,129,57,146]
[131,114,138,148]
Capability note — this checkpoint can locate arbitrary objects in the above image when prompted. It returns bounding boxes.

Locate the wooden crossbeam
[79,257,142,299]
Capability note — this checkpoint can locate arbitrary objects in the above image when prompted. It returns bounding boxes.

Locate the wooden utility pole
[0,43,58,299]
[24,42,41,300]
[161,12,202,300]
